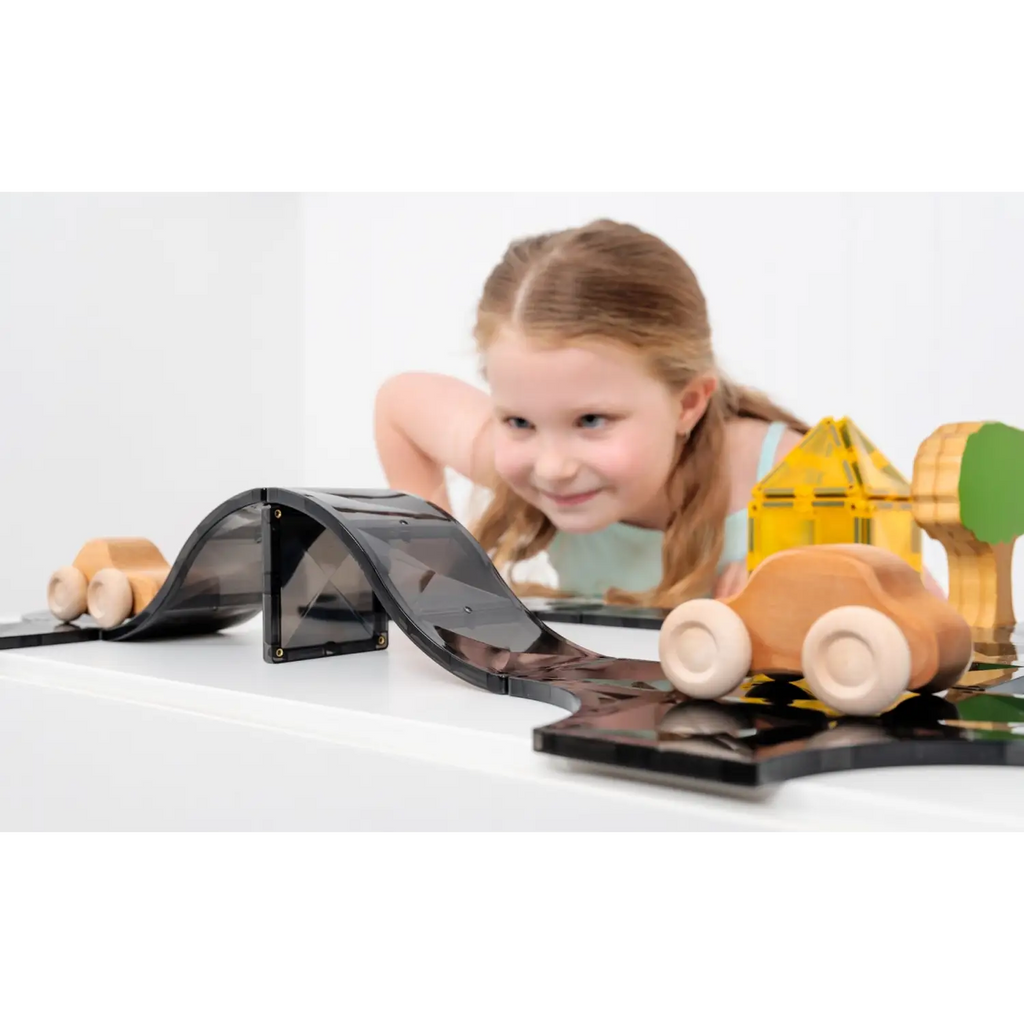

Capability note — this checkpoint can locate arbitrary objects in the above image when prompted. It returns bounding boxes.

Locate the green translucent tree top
[960,422,1024,545]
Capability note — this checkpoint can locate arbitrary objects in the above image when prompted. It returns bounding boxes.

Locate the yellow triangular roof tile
[840,419,911,497]
[753,417,910,500]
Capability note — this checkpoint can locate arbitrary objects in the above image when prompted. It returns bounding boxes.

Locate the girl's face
[485,328,707,533]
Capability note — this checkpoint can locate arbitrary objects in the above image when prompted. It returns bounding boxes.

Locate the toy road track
[4,488,1024,786]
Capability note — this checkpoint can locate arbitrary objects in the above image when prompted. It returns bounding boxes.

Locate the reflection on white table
[1,615,1022,830]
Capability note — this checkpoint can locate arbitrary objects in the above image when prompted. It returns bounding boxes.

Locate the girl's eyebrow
[494,402,624,418]
[566,404,622,417]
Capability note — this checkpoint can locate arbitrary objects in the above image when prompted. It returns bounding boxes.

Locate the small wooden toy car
[47,538,170,629]
[657,544,973,716]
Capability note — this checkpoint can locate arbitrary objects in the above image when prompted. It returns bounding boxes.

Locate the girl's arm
[373,372,497,511]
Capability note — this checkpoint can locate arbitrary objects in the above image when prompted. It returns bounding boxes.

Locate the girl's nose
[534,445,578,485]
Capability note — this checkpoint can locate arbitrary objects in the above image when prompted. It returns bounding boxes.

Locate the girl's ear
[677,375,718,436]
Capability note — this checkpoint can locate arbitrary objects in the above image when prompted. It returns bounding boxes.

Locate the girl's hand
[714,561,748,599]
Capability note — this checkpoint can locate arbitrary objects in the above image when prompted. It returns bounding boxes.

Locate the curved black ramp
[106,487,670,713]
[11,486,1024,787]
[265,489,670,713]
[104,489,267,642]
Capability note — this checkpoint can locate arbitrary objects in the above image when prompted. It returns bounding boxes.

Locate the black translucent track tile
[523,597,668,630]
[534,664,1024,786]
[5,486,1024,787]
[0,616,100,650]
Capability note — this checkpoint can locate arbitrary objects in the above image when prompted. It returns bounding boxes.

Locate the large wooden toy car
[657,544,974,716]
[47,538,170,629]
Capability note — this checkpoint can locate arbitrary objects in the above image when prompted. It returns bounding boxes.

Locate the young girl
[374,218,810,607]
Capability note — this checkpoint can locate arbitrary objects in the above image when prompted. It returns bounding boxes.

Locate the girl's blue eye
[578,414,608,429]
[505,416,532,430]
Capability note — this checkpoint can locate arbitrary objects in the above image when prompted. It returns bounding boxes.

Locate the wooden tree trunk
[947,539,1016,629]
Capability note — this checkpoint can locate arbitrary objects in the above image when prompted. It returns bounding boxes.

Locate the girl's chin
[546,506,620,534]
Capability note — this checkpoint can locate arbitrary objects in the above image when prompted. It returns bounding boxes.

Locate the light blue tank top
[546,421,788,598]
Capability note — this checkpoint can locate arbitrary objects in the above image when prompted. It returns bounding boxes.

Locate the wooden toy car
[47,538,170,629]
[657,544,974,716]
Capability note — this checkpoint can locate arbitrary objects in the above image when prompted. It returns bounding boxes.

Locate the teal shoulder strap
[755,421,788,481]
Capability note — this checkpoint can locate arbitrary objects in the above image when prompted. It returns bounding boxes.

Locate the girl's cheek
[493,442,529,483]
[593,439,640,480]
[606,429,672,478]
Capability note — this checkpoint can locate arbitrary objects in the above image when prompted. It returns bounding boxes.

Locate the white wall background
[3,193,1023,611]
[0,194,301,611]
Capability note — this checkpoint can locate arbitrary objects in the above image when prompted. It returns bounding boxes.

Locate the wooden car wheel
[47,565,88,621]
[658,599,752,699]
[87,568,134,629]
[801,605,912,716]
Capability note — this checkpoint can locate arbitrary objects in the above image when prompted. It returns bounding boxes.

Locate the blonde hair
[471,219,809,608]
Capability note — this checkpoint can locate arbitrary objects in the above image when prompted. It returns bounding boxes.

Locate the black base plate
[533,663,1024,786]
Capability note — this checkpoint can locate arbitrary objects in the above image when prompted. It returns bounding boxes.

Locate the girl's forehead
[485,331,653,390]
[485,329,667,409]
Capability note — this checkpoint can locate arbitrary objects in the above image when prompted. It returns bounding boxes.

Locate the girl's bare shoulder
[723,418,804,513]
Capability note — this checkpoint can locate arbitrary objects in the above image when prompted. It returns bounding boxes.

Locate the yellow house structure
[747,416,922,573]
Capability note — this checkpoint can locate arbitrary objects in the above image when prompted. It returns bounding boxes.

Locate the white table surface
[1,615,1023,830]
